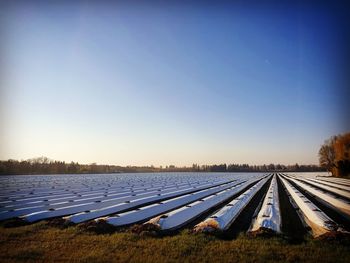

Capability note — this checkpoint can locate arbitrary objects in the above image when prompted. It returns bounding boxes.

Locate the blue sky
[1,1,349,166]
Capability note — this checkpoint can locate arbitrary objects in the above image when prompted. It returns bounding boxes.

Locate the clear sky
[1,1,349,166]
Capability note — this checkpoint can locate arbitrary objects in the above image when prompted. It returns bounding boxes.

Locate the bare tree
[318,138,336,173]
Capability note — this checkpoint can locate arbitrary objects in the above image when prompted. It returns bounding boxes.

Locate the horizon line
[0,156,321,168]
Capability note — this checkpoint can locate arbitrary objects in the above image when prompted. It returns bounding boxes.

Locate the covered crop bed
[0,172,349,239]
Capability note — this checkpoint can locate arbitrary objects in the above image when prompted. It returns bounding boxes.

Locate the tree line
[319,132,350,177]
[0,156,324,175]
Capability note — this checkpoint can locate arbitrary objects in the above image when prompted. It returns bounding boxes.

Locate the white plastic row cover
[144,176,267,231]
[97,180,248,226]
[279,175,346,237]
[284,176,350,219]
[249,174,281,233]
[193,176,270,232]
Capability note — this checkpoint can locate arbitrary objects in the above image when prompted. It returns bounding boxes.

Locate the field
[1,222,350,263]
[0,172,350,262]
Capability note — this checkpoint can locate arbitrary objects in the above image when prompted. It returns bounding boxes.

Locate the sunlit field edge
[0,222,349,263]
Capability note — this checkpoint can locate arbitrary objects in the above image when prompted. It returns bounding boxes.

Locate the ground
[0,222,350,263]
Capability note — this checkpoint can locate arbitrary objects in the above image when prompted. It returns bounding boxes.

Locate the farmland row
[0,172,349,239]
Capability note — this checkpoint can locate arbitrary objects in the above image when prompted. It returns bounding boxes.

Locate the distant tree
[0,157,325,175]
[275,164,281,170]
[67,161,79,173]
[268,163,275,171]
[319,137,337,173]
[319,133,350,177]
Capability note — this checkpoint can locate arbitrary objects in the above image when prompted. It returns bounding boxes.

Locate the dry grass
[0,222,349,263]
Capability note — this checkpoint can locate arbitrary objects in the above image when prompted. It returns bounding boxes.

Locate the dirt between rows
[276,175,307,243]
[223,176,272,239]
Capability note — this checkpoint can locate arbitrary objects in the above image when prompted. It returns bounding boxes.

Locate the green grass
[0,222,349,263]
